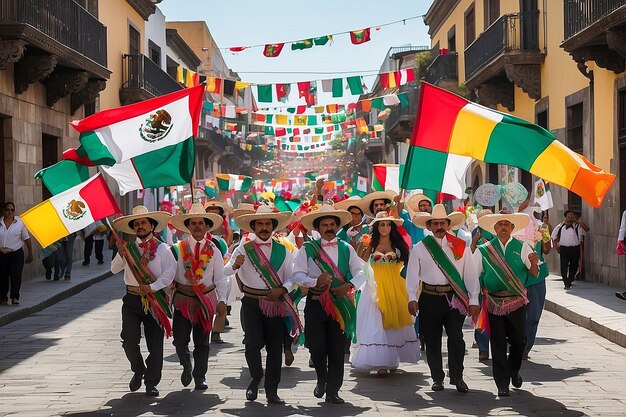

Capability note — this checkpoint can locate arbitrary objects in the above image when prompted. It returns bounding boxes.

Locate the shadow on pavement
[221,401,371,417]
[349,368,429,404]
[220,365,317,392]
[532,336,568,345]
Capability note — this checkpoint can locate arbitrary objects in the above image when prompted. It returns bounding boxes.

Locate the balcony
[120,54,182,105]
[425,52,458,88]
[0,0,109,78]
[464,12,545,110]
[561,0,626,79]
[384,86,419,142]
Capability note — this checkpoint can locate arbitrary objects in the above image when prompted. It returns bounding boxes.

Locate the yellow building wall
[98,1,146,111]
[593,70,615,171]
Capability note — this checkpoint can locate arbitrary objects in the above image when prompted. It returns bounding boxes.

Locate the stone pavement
[1,258,626,415]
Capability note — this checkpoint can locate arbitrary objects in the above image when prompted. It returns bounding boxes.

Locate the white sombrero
[235,205,292,234]
[204,199,233,215]
[360,190,398,217]
[113,205,171,234]
[232,203,256,218]
[478,213,530,235]
[334,196,364,212]
[170,203,223,234]
[412,204,465,229]
[369,211,404,227]
[300,204,352,231]
[406,193,433,215]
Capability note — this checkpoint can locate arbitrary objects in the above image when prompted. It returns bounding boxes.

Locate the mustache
[435,229,445,233]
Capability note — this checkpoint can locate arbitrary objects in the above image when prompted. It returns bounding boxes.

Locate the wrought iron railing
[122,54,181,97]
[0,0,107,67]
[464,12,539,80]
[564,0,625,40]
[425,52,458,84]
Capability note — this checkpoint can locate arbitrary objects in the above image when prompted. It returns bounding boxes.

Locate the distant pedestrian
[0,202,33,305]
[59,233,77,280]
[81,221,105,266]
[551,211,589,289]
[615,210,626,300]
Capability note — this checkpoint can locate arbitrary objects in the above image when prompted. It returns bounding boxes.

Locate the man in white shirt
[406,204,480,393]
[292,204,363,404]
[169,203,228,391]
[551,210,589,289]
[223,205,298,405]
[111,206,175,397]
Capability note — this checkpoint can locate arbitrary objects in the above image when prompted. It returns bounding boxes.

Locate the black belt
[422,283,453,296]
[242,285,270,299]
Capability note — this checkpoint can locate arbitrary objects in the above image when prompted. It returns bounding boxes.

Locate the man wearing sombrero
[111,206,176,397]
[360,190,397,220]
[473,212,539,397]
[400,193,433,244]
[292,204,365,404]
[169,203,229,391]
[223,205,305,404]
[406,204,480,394]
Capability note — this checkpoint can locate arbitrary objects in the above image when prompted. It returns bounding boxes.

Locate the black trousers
[304,296,345,396]
[172,308,210,380]
[241,296,284,395]
[488,306,527,390]
[418,292,466,383]
[84,236,104,263]
[0,249,24,301]
[120,293,164,387]
[559,245,580,287]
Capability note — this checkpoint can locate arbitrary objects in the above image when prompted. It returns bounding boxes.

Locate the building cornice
[424,0,461,37]
[126,0,161,21]
[165,28,201,69]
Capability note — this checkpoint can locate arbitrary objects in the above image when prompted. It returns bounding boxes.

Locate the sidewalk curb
[0,271,113,328]
[544,299,626,349]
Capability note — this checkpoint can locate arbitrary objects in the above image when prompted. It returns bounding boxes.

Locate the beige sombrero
[204,199,233,216]
[232,203,256,218]
[369,211,404,227]
[300,204,352,231]
[406,193,433,215]
[235,205,292,234]
[113,205,171,234]
[412,204,465,229]
[478,213,530,235]
[334,196,364,212]
[170,203,223,234]
[360,190,398,217]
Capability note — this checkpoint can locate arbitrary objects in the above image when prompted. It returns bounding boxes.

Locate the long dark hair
[371,221,409,264]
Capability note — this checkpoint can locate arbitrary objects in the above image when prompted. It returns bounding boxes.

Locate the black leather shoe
[313,383,326,398]
[267,393,285,404]
[325,394,345,404]
[431,381,444,391]
[498,387,510,397]
[454,378,469,393]
[145,386,159,397]
[246,380,259,401]
[181,367,192,387]
[129,372,143,392]
[511,373,523,388]
[195,378,208,390]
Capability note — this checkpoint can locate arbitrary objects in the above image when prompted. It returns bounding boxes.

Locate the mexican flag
[351,174,368,197]
[407,82,615,207]
[533,179,554,210]
[66,85,203,194]
[21,174,120,247]
[216,174,253,192]
[372,164,401,193]
[35,160,90,195]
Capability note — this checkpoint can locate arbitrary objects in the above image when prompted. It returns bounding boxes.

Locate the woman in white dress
[351,212,419,375]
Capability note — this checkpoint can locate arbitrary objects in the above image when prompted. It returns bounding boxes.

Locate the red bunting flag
[276,84,290,103]
[263,43,285,57]
[229,46,247,53]
[350,28,371,45]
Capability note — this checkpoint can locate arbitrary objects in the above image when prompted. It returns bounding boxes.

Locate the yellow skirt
[371,262,413,329]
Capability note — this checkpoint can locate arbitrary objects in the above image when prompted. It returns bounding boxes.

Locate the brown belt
[175,283,215,297]
[422,283,453,296]
[242,285,270,299]
[126,285,141,295]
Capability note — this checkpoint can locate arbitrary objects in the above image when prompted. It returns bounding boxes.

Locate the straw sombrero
[204,199,233,216]
[334,196,364,212]
[360,190,398,217]
[235,205,292,234]
[369,211,404,227]
[412,204,465,229]
[232,203,256,218]
[406,193,433,214]
[113,205,171,234]
[300,204,352,231]
[170,203,223,234]
[478,213,530,235]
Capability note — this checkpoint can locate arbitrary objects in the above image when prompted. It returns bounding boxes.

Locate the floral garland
[371,251,398,263]
[180,240,215,287]
[138,238,159,267]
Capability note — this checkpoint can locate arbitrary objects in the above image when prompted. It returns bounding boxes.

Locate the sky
[158,0,435,87]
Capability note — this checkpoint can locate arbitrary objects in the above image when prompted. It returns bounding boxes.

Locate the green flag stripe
[132,138,195,188]
[79,131,116,166]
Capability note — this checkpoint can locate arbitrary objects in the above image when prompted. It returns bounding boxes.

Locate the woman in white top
[0,202,32,305]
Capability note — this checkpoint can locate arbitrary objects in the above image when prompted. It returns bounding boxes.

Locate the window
[129,25,140,55]
[166,56,178,80]
[567,102,584,211]
[464,4,476,48]
[447,26,456,52]
[484,0,499,28]
[84,101,96,117]
[148,40,161,66]
[42,134,58,201]
[74,0,98,17]
[536,109,548,130]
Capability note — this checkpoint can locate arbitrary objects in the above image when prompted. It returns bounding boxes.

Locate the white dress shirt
[224,237,295,291]
[619,210,626,242]
[291,238,366,290]
[111,238,176,291]
[472,236,534,274]
[0,216,29,251]
[551,222,585,247]
[406,235,480,305]
[174,236,228,303]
